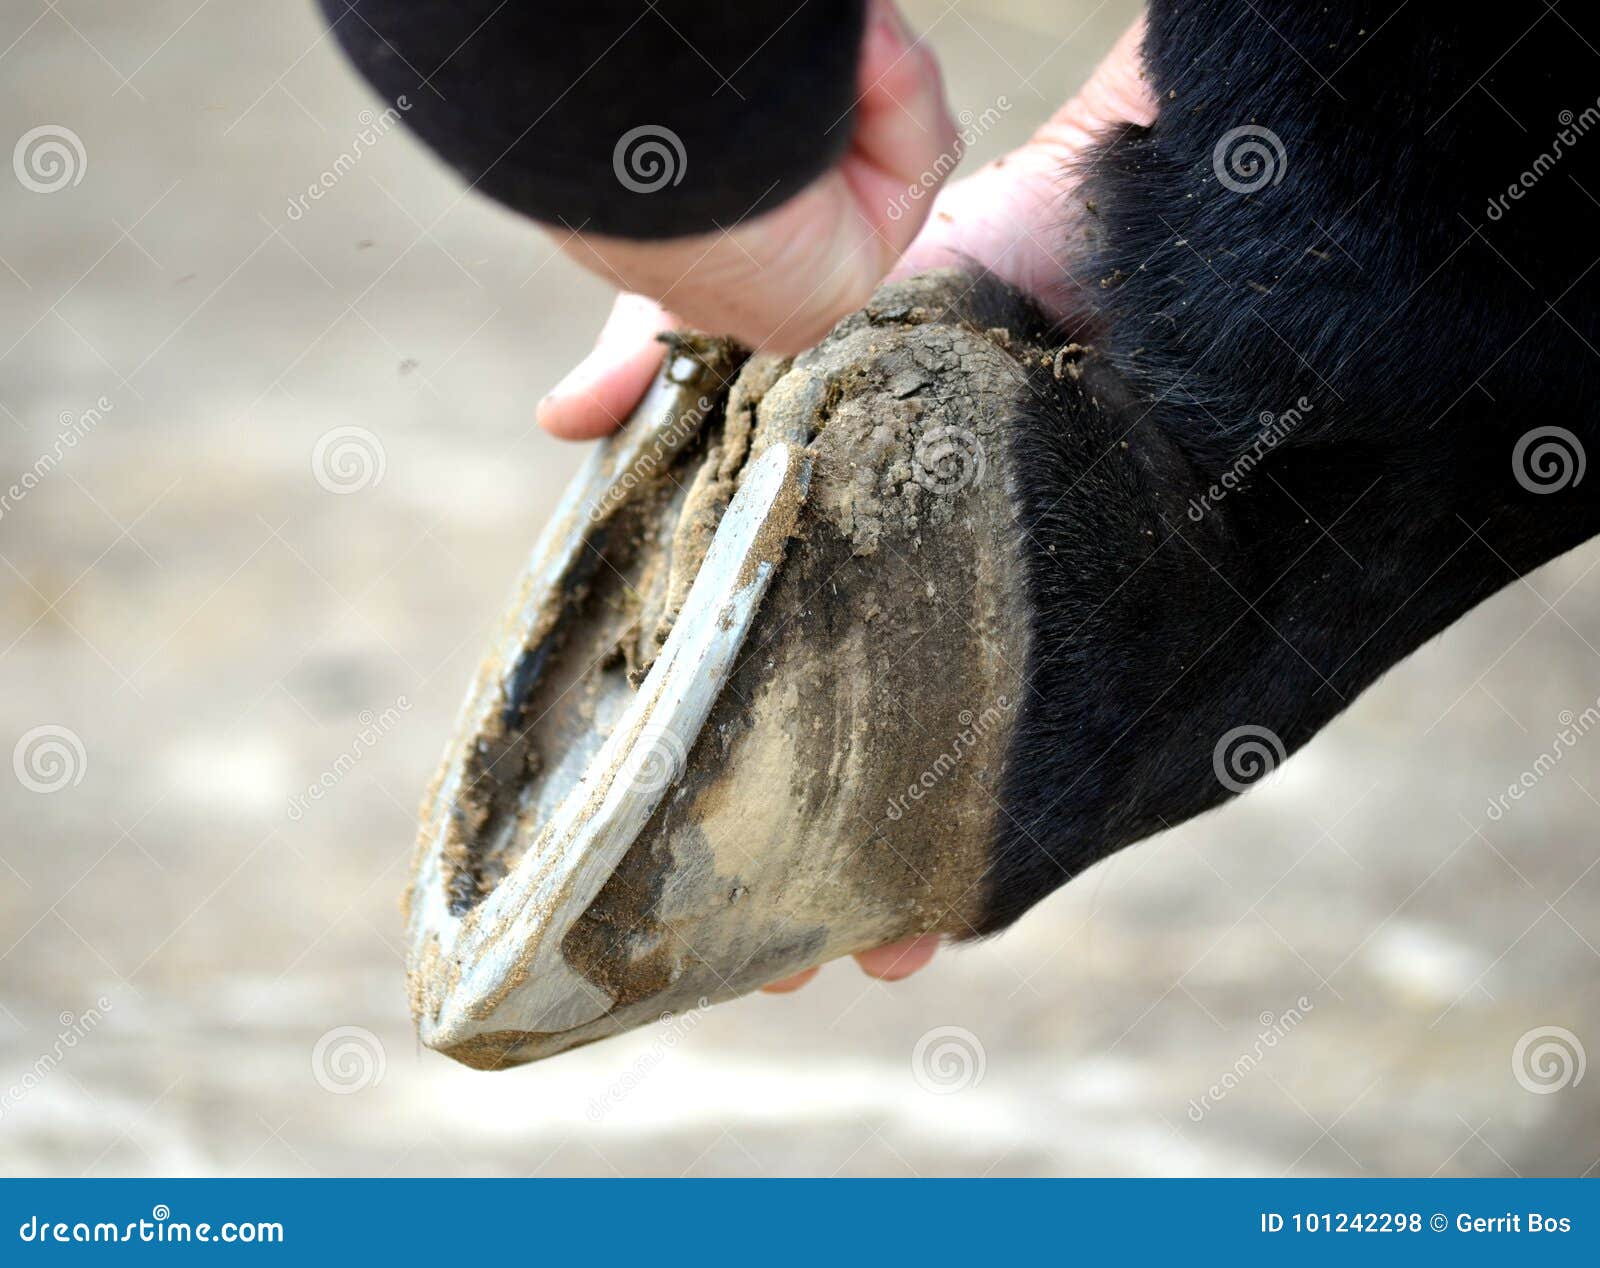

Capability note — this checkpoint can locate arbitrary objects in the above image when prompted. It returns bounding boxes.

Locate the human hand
[536,17,1158,987]
[537,0,958,439]
[537,16,1154,441]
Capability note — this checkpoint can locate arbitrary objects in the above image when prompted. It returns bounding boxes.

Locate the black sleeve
[319,0,868,239]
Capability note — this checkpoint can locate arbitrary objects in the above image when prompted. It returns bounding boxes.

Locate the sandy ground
[1,0,1597,1177]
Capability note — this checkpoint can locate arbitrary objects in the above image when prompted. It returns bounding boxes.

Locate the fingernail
[863,2,909,66]
[549,345,609,402]
[535,392,556,426]
[878,0,920,52]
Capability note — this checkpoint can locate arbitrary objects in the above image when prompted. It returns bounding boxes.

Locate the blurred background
[1,0,1597,1177]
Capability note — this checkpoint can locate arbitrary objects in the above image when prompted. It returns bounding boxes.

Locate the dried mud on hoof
[407,271,1045,1068]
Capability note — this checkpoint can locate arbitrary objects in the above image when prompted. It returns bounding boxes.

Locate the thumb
[537,293,679,440]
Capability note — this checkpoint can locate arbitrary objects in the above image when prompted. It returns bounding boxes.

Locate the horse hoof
[406,271,1043,1068]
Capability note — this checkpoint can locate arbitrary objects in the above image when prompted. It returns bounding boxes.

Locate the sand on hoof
[408,271,1048,1067]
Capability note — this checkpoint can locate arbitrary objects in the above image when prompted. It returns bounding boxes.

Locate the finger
[537,293,678,440]
[1029,15,1156,156]
[888,15,1156,301]
[761,966,821,994]
[844,0,959,249]
[853,932,940,981]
